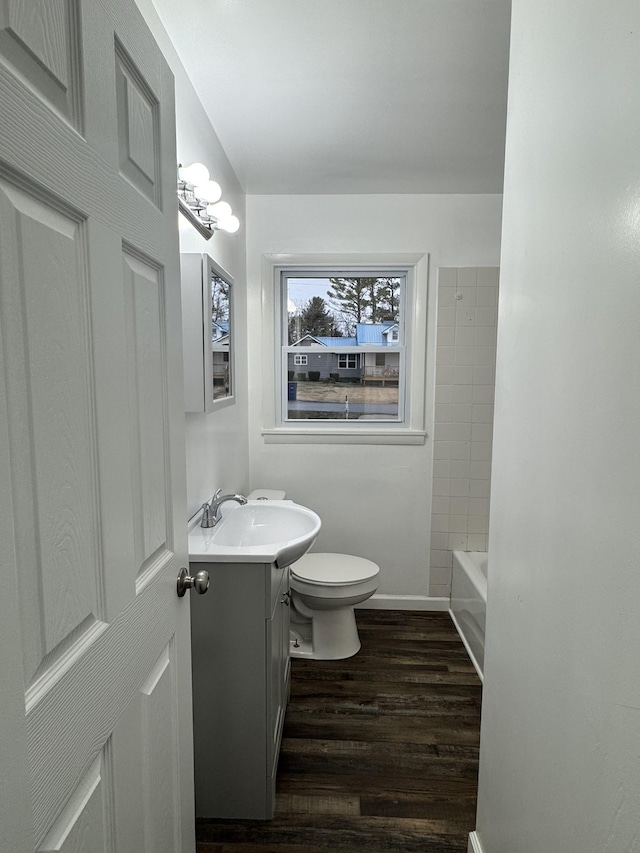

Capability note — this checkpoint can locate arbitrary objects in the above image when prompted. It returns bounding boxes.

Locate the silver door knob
[177,567,210,597]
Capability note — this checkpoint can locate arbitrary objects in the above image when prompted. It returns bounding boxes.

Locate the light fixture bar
[178,196,215,240]
[177,162,240,238]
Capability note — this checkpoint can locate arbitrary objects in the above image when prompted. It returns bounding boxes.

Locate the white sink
[188,500,321,566]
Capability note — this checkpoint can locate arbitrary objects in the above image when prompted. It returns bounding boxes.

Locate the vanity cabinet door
[190,560,290,820]
[267,568,290,779]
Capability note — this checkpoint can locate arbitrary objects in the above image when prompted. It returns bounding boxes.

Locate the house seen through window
[280,270,407,423]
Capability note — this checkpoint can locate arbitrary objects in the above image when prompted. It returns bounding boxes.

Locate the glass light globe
[206,201,232,221]
[195,180,222,203]
[218,214,240,234]
[179,162,209,186]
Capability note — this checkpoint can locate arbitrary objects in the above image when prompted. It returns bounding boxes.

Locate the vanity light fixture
[177,162,241,239]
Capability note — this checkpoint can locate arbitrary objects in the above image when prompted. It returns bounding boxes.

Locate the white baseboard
[468,831,484,853]
[356,594,450,611]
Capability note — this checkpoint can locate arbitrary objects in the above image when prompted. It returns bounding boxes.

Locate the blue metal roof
[355,323,398,345]
[315,336,357,347]
[355,324,382,344]
[292,325,398,347]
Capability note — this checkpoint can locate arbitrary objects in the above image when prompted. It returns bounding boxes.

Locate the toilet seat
[290,553,379,586]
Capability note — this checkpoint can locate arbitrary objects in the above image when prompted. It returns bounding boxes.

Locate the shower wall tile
[430,266,498,597]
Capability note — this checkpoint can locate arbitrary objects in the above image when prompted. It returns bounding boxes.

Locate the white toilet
[289,553,380,660]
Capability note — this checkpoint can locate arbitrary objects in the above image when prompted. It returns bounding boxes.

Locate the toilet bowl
[289,553,380,660]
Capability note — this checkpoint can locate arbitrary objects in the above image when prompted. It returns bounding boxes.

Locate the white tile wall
[430,267,499,597]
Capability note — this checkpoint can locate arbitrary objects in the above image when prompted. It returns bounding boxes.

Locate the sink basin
[188,500,321,566]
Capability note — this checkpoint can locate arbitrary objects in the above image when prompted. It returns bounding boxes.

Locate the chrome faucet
[200,488,247,528]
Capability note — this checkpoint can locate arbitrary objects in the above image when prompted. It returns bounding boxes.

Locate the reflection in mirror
[211,273,232,401]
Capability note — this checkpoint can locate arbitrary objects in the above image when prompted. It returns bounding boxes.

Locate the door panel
[122,249,170,575]
[115,42,161,206]
[0,177,101,690]
[111,639,182,853]
[0,0,82,126]
[0,0,194,850]
[140,643,181,853]
[37,755,110,853]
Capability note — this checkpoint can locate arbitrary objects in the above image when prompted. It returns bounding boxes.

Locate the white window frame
[280,267,406,426]
[260,253,429,445]
[338,353,358,370]
[293,354,308,366]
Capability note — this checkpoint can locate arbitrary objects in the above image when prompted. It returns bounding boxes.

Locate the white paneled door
[0,1,195,851]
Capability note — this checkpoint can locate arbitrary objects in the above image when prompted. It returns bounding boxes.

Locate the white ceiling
[151,0,511,195]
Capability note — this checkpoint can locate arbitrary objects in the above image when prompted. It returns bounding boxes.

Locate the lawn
[293,380,398,404]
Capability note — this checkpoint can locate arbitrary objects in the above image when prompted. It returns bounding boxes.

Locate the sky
[287,278,334,313]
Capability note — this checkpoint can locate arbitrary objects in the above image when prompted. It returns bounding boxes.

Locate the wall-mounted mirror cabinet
[181,253,234,412]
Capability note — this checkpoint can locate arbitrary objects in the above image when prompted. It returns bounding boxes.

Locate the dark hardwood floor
[196,610,482,852]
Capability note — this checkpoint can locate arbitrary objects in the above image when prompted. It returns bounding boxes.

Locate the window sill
[261,428,427,445]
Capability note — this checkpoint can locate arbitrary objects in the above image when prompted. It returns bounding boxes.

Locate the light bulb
[195,180,222,203]
[218,214,240,234]
[179,162,209,186]
[206,201,232,221]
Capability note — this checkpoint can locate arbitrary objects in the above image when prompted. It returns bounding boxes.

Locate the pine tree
[375,278,401,322]
[327,277,373,334]
[288,296,340,343]
[327,277,401,330]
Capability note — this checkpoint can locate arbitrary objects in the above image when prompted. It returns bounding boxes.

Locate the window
[279,268,410,425]
[338,353,358,369]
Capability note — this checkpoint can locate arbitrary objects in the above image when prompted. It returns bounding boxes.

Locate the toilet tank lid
[291,553,380,584]
[247,489,286,500]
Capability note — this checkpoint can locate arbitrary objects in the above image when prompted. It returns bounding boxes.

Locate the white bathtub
[449,550,488,681]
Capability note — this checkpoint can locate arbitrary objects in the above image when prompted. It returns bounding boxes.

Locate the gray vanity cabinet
[190,560,290,819]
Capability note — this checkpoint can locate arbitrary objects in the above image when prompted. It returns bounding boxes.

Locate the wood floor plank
[196,610,481,853]
[291,666,480,687]
[287,697,481,720]
[198,815,469,851]
[360,791,477,822]
[282,711,481,745]
[290,678,481,703]
[276,792,361,815]
[275,775,479,799]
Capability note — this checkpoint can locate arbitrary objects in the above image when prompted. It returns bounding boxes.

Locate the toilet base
[290,605,361,660]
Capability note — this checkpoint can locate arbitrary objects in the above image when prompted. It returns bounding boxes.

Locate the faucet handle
[200,502,215,528]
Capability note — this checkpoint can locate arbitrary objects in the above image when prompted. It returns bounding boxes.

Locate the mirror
[181,253,234,413]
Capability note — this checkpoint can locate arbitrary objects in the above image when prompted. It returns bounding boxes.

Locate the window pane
[286,349,400,421]
[287,276,402,345]
[282,271,405,424]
